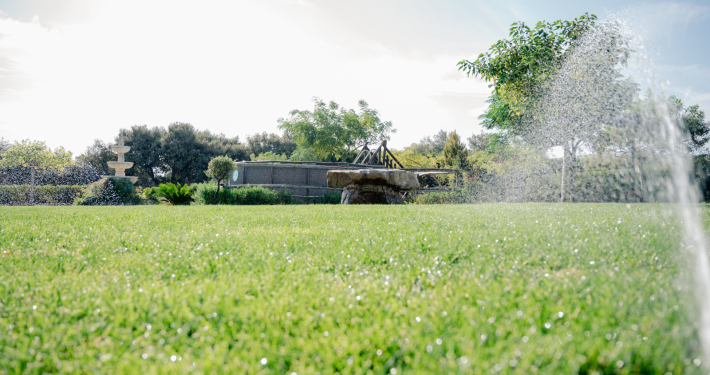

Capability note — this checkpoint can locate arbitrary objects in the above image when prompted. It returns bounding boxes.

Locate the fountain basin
[101,175,139,184]
[107,161,134,169]
[110,145,131,154]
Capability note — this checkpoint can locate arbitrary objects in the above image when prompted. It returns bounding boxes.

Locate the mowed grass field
[0,204,706,375]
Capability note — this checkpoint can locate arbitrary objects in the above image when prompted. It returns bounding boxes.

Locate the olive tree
[205,155,236,203]
[0,140,73,204]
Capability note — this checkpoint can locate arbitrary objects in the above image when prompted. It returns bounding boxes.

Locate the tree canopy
[246,133,297,159]
[0,140,73,170]
[442,131,469,169]
[76,139,114,175]
[0,139,74,204]
[278,98,395,161]
[407,130,449,156]
[205,155,236,203]
[458,13,598,116]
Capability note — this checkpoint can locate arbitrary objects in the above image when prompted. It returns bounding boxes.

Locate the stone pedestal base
[341,185,404,204]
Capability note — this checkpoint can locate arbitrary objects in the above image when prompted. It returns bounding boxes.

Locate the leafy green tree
[278,98,395,161]
[246,132,297,159]
[467,133,490,154]
[0,140,73,204]
[443,131,469,170]
[123,125,167,186]
[120,124,247,186]
[458,13,599,123]
[250,152,288,161]
[196,131,249,162]
[160,123,204,184]
[676,100,709,201]
[288,145,319,162]
[205,156,236,204]
[461,14,634,202]
[76,139,114,175]
[682,104,708,148]
[407,130,449,155]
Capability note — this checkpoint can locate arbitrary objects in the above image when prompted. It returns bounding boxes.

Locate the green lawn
[0,204,705,374]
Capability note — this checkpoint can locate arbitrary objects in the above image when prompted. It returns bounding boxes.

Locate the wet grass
[0,204,706,374]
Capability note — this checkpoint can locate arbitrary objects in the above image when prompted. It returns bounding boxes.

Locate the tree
[278,98,395,161]
[246,132,297,159]
[458,13,599,121]
[205,156,236,204]
[682,104,708,149]
[675,100,709,200]
[443,131,469,170]
[0,140,73,204]
[251,151,288,161]
[288,145,319,162]
[467,133,490,154]
[461,14,634,202]
[76,139,114,175]
[120,124,247,186]
[123,125,167,186]
[160,123,205,184]
[196,131,249,162]
[407,130,449,155]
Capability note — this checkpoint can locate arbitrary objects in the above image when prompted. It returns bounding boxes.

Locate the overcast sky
[0,0,708,156]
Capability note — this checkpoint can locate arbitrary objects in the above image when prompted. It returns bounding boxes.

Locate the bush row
[415,181,485,204]
[193,183,293,205]
[0,182,339,206]
[0,185,85,205]
[74,179,146,206]
[0,165,101,186]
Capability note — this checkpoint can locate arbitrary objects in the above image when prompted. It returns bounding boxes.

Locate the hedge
[193,184,291,205]
[0,165,101,186]
[0,185,86,205]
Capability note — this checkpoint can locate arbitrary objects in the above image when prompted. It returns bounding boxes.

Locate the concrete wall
[226,162,344,200]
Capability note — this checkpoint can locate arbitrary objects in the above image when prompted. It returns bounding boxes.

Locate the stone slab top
[327,169,420,190]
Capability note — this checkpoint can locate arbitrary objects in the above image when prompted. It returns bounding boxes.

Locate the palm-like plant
[154,182,194,205]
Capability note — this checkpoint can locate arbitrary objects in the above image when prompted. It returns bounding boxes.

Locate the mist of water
[476,17,710,364]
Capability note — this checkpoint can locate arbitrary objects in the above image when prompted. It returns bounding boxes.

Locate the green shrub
[416,181,486,204]
[314,191,341,204]
[276,189,293,205]
[154,182,194,205]
[193,183,284,205]
[137,187,160,204]
[75,178,142,206]
[0,185,85,205]
[416,190,464,204]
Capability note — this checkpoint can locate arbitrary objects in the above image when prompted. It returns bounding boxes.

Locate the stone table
[326,169,419,204]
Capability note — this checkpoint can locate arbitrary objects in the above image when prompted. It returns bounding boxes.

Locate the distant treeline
[77,123,298,186]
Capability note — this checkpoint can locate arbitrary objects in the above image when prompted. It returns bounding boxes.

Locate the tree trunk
[560,147,566,203]
[30,166,35,205]
[147,167,156,186]
[213,180,221,204]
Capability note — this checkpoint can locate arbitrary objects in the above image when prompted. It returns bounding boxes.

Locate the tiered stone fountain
[104,135,138,184]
